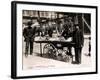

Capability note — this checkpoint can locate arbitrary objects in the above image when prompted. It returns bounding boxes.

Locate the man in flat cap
[23,21,36,57]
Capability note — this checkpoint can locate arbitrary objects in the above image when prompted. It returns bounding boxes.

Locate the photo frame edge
[11,1,98,79]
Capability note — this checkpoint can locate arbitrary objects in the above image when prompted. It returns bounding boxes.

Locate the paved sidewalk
[23,38,92,70]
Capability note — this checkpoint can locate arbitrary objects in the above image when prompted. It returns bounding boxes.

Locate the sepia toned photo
[22,10,91,69]
[11,1,97,79]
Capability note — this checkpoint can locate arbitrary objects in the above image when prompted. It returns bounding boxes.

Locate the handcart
[34,37,75,62]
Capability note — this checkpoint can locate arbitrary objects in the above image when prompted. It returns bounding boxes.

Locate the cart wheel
[43,43,57,58]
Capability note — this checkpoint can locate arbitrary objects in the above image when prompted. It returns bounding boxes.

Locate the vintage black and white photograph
[11,1,97,78]
[22,10,91,68]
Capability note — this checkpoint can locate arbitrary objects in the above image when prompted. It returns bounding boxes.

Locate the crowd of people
[23,15,84,64]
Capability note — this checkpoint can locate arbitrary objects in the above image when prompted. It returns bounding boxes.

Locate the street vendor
[72,24,84,64]
[61,16,73,57]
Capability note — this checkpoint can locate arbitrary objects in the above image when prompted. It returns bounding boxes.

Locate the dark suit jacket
[23,26,36,42]
[73,29,84,48]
